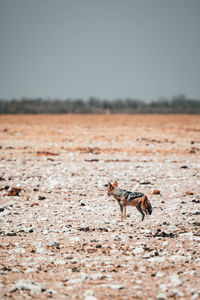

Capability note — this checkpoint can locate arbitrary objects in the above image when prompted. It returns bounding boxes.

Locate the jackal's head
[107,180,118,196]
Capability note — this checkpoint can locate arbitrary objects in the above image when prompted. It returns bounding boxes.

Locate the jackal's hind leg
[142,204,149,219]
[136,204,145,221]
[123,206,127,220]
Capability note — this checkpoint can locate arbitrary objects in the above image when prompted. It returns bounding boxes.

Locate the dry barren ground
[0,114,200,300]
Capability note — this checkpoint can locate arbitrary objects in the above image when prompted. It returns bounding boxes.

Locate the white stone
[84,206,92,211]
[15,280,42,295]
[132,247,144,255]
[68,278,82,285]
[143,253,153,259]
[140,229,151,234]
[133,285,142,290]
[101,284,124,290]
[149,256,166,264]
[90,273,106,280]
[80,273,89,281]
[135,280,142,284]
[36,246,48,254]
[12,268,20,273]
[25,267,36,273]
[118,222,124,226]
[191,293,200,300]
[9,248,26,254]
[159,284,167,292]
[173,289,184,297]
[42,230,48,235]
[162,241,168,246]
[195,258,200,265]
[84,296,98,300]
[80,200,86,206]
[169,273,182,287]
[84,290,97,300]
[69,236,80,242]
[170,255,185,263]
[156,293,167,300]
[54,259,66,265]
[179,232,194,240]
[156,272,164,278]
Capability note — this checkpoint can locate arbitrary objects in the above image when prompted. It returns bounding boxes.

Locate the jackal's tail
[147,200,152,215]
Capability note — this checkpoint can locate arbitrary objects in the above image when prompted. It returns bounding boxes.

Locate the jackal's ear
[113,180,118,187]
[108,181,113,190]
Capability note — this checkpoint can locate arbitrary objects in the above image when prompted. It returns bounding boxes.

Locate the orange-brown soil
[0,114,200,299]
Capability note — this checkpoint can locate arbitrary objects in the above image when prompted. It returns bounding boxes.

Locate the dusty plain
[0,114,200,300]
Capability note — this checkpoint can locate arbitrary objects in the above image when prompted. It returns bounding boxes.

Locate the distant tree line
[0,95,200,114]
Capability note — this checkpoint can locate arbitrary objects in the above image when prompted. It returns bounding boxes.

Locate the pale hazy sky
[0,0,200,101]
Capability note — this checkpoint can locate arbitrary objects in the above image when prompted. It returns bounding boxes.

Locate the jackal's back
[114,188,144,202]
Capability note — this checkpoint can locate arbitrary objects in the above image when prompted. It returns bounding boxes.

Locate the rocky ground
[0,114,200,299]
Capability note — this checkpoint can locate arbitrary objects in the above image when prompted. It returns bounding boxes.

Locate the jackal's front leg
[119,204,124,221]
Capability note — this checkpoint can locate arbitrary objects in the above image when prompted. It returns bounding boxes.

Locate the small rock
[163,221,170,225]
[153,189,160,195]
[48,241,60,247]
[84,206,92,211]
[69,237,80,242]
[156,272,164,278]
[14,280,42,295]
[162,241,168,246]
[191,292,200,300]
[173,289,184,297]
[169,273,182,287]
[156,293,167,300]
[159,284,167,292]
[154,229,175,238]
[42,230,48,235]
[31,202,39,207]
[132,247,144,255]
[9,248,26,254]
[140,229,151,234]
[72,267,80,272]
[143,253,152,259]
[84,290,97,300]
[118,222,124,227]
[186,191,194,195]
[192,199,200,203]
[68,278,82,284]
[6,232,17,236]
[101,283,124,290]
[45,289,57,295]
[194,211,200,215]
[38,195,46,200]
[84,296,97,300]
[35,242,48,254]
[90,273,108,280]
[80,200,86,206]
[79,227,90,232]
[25,267,37,273]
[140,181,151,185]
[195,258,200,265]
[7,187,21,196]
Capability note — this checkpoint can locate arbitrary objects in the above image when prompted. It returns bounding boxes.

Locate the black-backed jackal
[107,180,152,221]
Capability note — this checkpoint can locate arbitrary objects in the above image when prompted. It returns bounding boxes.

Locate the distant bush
[0,96,200,114]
